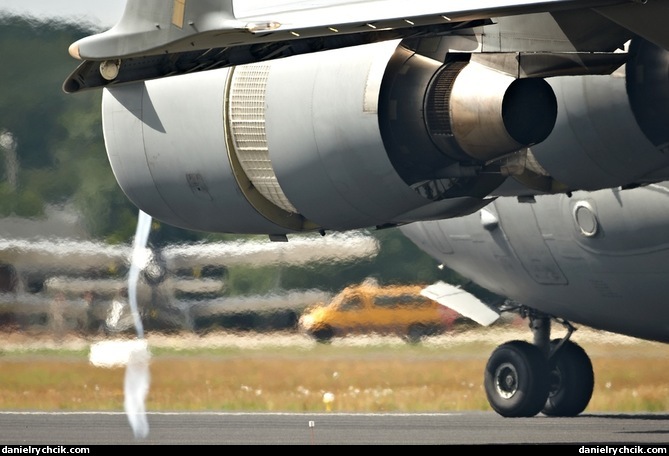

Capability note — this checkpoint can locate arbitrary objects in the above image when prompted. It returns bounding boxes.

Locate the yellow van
[298,280,460,343]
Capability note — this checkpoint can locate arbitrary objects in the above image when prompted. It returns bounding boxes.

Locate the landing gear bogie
[482,310,595,418]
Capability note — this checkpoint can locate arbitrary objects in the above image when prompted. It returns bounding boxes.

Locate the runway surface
[2,330,669,446]
[1,411,669,445]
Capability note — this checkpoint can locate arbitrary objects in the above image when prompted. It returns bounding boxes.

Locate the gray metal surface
[401,182,669,343]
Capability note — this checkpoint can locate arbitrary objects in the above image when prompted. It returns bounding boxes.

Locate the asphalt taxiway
[1,411,669,445]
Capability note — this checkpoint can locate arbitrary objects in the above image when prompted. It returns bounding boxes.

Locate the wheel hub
[494,362,518,399]
[548,365,563,398]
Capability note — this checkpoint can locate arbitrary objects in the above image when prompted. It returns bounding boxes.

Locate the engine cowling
[505,38,669,194]
[102,40,557,234]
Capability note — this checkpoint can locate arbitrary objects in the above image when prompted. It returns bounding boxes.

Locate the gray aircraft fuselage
[400,183,669,343]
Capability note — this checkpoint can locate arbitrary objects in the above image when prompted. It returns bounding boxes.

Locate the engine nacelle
[102,40,557,234]
[505,38,669,193]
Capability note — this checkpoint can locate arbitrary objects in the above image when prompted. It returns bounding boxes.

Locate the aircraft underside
[401,182,669,344]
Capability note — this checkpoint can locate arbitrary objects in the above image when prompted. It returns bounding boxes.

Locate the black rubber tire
[542,339,594,417]
[405,324,427,344]
[311,325,334,343]
[484,340,550,417]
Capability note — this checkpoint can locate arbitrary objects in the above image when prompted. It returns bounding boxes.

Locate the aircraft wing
[63,0,632,93]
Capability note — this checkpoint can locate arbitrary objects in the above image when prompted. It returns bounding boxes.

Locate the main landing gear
[483,310,594,417]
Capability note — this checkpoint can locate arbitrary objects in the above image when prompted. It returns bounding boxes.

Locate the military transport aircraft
[64,0,669,418]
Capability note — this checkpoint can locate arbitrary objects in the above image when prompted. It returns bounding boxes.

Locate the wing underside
[63,0,636,93]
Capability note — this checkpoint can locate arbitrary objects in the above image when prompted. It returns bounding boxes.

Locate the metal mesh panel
[228,65,297,213]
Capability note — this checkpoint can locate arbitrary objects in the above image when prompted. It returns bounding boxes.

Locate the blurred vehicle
[298,279,461,343]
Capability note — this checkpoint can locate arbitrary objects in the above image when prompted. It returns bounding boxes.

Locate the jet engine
[499,38,669,194]
[101,39,557,235]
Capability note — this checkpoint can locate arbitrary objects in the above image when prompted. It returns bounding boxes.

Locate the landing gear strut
[483,309,594,417]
